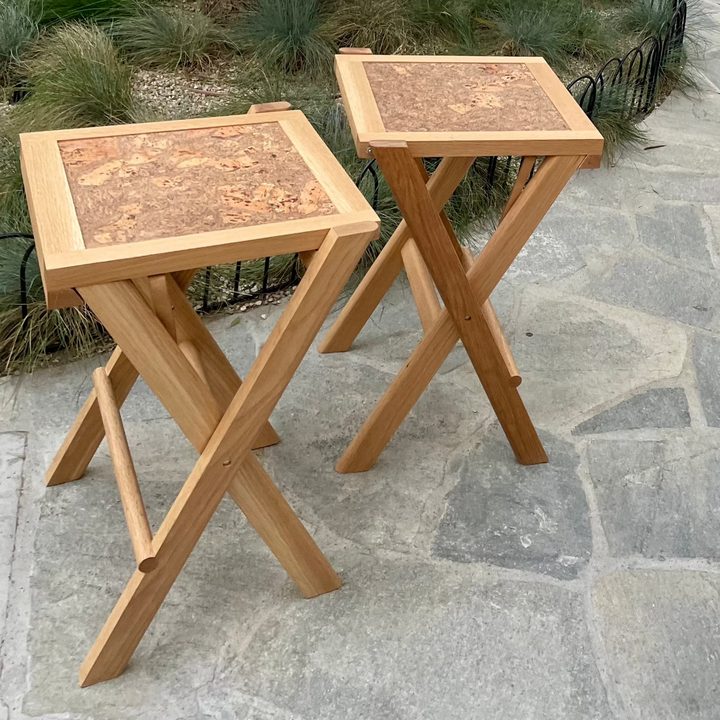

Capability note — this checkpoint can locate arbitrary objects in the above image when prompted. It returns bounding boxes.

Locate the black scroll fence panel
[567,0,687,119]
[2,0,688,316]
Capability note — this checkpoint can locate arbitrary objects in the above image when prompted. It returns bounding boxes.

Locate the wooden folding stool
[321,52,604,472]
[20,105,379,686]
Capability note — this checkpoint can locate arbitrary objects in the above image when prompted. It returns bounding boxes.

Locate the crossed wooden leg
[335,148,585,472]
[319,156,475,352]
[73,224,376,686]
[46,269,278,487]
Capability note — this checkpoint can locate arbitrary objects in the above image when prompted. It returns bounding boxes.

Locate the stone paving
[3,15,720,720]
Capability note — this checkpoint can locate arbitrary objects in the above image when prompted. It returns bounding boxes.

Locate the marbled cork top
[364,62,569,133]
[59,122,337,248]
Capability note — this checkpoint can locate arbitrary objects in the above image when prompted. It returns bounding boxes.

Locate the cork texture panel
[363,62,569,133]
[59,123,337,248]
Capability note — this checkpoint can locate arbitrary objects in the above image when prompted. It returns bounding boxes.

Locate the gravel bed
[132,65,233,119]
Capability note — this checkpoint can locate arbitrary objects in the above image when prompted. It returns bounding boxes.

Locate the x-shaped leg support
[58,224,375,686]
[326,145,585,472]
[46,269,279,487]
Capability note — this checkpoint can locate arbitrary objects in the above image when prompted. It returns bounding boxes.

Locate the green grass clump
[621,0,679,37]
[323,0,421,54]
[0,133,112,373]
[585,85,649,161]
[29,0,136,23]
[481,0,613,68]
[201,0,244,22]
[13,23,135,130]
[0,138,30,235]
[115,6,229,68]
[230,0,334,74]
[0,1,38,81]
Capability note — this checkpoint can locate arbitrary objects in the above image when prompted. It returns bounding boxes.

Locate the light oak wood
[339,47,373,54]
[93,368,157,573]
[359,131,602,159]
[79,280,224,452]
[20,111,378,308]
[247,101,292,114]
[335,54,605,158]
[401,238,441,330]
[298,250,316,269]
[462,245,521,385]
[46,272,278,487]
[526,62,599,134]
[501,156,537,221]
[178,338,208,384]
[368,141,546,465]
[44,211,377,307]
[335,56,385,149]
[280,119,374,216]
[337,152,583,472]
[148,274,176,340]
[78,223,375,687]
[343,55,549,64]
[581,155,602,169]
[481,299,521,388]
[163,274,279,448]
[47,347,138,486]
[319,156,474,353]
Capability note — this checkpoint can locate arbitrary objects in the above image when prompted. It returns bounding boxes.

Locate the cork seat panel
[364,61,569,133]
[59,122,338,249]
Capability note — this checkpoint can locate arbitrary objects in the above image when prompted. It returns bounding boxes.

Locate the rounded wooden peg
[247,101,292,114]
[92,367,157,576]
[138,555,159,573]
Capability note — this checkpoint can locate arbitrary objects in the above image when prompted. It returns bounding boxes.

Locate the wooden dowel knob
[93,368,157,573]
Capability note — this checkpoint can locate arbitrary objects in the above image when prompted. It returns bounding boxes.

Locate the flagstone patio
[2,8,720,717]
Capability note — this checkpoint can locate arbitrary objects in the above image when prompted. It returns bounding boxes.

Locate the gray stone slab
[648,170,720,204]
[432,428,592,579]
[572,387,691,435]
[584,253,720,331]
[0,432,26,651]
[210,556,613,720]
[560,163,654,210]
[506,286,686,430]
[593,570,720,720]
[636,203,712,266]
[23,466,289,719]
[538,202,635,251]
[587,436,720,559]
[264,349,489,554]
[695,334,720,426]
[622,142,720,172]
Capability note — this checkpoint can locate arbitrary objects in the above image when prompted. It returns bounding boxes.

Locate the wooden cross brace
[320,143,586,472]
[47,223,376,687]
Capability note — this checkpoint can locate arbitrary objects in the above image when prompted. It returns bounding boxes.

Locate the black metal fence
[3,0,688,318]
[567,0,687,119]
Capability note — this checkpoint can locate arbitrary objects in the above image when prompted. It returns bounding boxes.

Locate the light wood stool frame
[21,105,379,686]
[321,51,604,471]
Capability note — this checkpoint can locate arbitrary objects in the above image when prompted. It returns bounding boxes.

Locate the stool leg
[373,141,546,465]
[77,225,375,687]
[46,348,137,486]
[338,151,585,471]
[46,281,279,487]
[319,156,474,353]
[79,278,334,599]
[401,238,441,330]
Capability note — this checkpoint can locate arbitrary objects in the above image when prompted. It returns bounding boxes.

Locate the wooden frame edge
[44,211,379,302]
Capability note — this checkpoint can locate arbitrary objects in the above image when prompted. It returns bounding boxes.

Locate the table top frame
[335,54,604,158]
[20,111,377,308]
